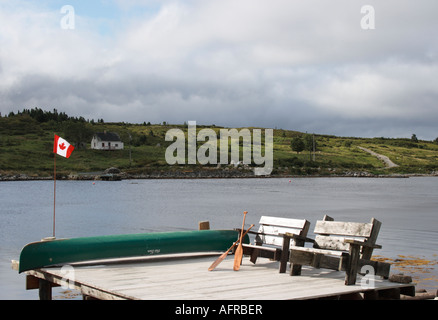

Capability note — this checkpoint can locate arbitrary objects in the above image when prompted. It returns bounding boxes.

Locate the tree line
[5,108,104,124]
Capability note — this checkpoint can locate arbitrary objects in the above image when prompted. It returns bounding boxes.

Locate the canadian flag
[54,135,75,158]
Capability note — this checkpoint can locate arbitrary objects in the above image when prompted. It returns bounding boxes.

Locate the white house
[91,132,124,150]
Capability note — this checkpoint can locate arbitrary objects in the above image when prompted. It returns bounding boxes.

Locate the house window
[115,144,118,147]
[102,143,105,147]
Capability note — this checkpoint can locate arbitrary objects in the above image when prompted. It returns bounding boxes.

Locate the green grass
[1,114,438,176]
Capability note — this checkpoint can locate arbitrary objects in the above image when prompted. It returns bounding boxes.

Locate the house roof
[94,132,122,142]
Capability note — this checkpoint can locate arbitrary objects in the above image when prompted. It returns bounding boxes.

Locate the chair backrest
[255,216,310,247]
[313,215,381,259]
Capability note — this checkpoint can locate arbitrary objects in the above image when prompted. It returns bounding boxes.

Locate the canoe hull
[19,230,247,273]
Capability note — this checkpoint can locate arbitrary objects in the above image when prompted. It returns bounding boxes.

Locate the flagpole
[53,139,57,238]
[52,134,74,239]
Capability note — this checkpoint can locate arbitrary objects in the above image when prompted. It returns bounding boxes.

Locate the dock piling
[198,221,210,230]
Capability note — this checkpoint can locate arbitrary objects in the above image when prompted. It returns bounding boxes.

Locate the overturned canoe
[18,229,247,273]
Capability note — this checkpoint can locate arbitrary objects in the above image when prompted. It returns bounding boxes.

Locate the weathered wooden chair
[289,215,391,285]
[238,216,311,273]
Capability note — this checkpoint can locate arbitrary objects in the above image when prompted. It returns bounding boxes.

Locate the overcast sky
[1,0,437,139]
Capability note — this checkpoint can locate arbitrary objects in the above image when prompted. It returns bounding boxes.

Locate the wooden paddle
[208,224,254,271]
[233,211,248,271]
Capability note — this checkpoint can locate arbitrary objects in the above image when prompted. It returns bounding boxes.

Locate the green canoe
[18,229,248,273]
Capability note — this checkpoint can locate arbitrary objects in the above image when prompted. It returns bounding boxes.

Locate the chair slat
[258,225,303,237]
[256,234,300,247]
[259,216,308,229]
[314,221,372,237]
[314,235,366,251]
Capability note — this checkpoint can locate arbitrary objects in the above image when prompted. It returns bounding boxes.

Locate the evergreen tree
[290,137,305,154]
[411,134,418,143]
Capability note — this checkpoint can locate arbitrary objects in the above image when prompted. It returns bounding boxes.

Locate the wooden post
[363,290,379,300]
[378,288,401,300]
[289,249,305,276]
[279,234,291,273]
[39,279,52,300]
[198,221,210,230]
[345,244,361,285]
[26,275,40,290]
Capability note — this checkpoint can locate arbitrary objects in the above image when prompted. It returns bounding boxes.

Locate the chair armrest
[344,239,382,249]
[281,233,315,243]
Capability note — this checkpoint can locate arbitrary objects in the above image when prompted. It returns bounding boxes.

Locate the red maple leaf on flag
[59,142,66,150]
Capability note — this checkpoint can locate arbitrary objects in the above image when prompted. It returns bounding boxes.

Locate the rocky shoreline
[1,168,437,181]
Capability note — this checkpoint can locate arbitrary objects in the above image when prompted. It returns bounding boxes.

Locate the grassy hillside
[1,110,437,177]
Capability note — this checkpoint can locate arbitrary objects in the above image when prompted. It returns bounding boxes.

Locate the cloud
[0,0,437,139]
[298,61,438,118]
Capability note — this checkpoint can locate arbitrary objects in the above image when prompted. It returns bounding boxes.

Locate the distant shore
[1,170,437,182]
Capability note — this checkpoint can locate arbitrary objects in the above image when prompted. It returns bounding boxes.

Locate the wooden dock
[12,252,416,300]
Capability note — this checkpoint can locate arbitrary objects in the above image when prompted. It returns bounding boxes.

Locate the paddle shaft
[233,211,247,271]
[208,224,254,271]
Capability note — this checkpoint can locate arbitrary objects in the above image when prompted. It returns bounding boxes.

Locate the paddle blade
[208,246,234,271]
[233,244,243,271]
[233,211,248,271]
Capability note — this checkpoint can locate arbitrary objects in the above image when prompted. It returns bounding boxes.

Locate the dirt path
[357,146,399,168]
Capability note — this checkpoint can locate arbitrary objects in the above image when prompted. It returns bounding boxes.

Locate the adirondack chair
[237,216,311,273]
[289,215,391,285]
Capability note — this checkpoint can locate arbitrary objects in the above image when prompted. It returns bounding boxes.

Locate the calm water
[1,177,437,299]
